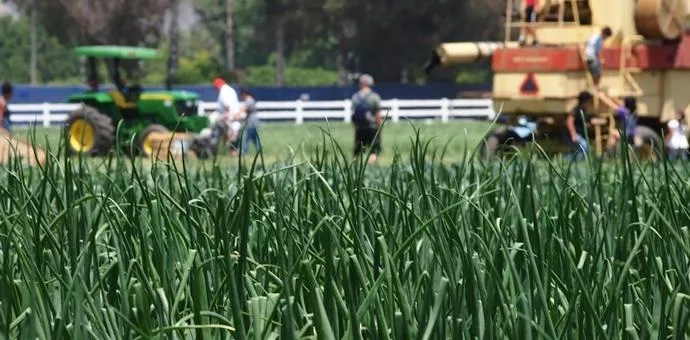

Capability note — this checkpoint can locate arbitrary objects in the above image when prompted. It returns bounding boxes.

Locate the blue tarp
[9,83,492,104]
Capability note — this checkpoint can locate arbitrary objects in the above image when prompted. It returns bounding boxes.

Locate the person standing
[213,77,241,153]
[351,74,383,164]
[237,88,261,156]
[666,110,689,161]
[0,81,13,132]
[584,27,613,88]
[566,90,594,161]
[519,0,539,46]
[602,96,638,155]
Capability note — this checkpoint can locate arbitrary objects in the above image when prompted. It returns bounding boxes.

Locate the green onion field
[1,122,690,339]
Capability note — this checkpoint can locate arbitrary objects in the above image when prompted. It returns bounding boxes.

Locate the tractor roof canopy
[74,45,160,59]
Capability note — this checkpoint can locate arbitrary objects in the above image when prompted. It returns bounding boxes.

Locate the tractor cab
[64,45,210,157]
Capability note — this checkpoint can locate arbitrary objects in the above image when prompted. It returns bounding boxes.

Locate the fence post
[295,100,304,125]
[391,98,400,123]
[344,99,352,123]
[43,102,51,128]
[487,99,497,121]
[197,101,204,116]
[440,97,450,123]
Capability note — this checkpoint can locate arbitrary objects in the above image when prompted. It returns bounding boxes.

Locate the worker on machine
[566,90,595,161]
[213,77,242,155]
[584,27,613,89]
[519,0,539,46]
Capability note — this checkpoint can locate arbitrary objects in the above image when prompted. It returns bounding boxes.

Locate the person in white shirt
[584,27,612,88]
[213,78,242,153]
[666,110,689,161]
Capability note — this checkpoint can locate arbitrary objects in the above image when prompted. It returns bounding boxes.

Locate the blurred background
[0,0,503,101]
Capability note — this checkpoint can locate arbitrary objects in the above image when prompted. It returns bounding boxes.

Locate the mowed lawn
[11,119,495,165]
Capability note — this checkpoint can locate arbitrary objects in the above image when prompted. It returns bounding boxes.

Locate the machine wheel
[633,125,664,161]
[65,106,114,156]
[479,127,523,160]
[138,124,171,158]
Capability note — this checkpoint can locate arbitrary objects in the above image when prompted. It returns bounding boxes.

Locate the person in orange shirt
[519,0,538,46]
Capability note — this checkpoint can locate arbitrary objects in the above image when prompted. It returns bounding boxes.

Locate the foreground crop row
[1,136,690,339]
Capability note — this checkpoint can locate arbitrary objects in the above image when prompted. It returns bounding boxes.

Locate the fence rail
[6,98,496,127]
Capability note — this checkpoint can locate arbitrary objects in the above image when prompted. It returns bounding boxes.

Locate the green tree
[0,17,79,84]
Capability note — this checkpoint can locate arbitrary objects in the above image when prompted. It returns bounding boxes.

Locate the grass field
[11,120,494,165]
[2,120,690,339]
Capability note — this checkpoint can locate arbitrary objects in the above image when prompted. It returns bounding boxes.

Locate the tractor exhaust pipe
[424,41,519,74]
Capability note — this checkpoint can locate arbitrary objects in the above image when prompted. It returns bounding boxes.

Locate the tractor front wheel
[65,106,114,156]
[479,127,523,160]
[138,124,171,158]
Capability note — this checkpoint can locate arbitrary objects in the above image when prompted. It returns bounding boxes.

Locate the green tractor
[64,45,215,158]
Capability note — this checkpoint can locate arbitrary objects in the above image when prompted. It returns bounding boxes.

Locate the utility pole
[275,16,285,86]
[29,0,37,84]
[226,0,235,71]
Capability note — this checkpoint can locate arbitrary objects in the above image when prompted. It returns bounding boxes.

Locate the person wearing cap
[566,90,594,161]
[666,110,689,161]
[351,74,383,164]
[0,81,13,132]
[213,77,241,153]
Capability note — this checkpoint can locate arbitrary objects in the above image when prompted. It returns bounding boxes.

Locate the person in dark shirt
[351,74,383,164]
[566,90,594,161]
[237,88,261,156]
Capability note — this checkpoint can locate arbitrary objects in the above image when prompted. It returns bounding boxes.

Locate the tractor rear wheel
[138,124,171,158]
[65,106,114,156]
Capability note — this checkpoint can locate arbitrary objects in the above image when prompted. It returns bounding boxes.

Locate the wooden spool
[635,0,687,40]
[143,131,197,161]
[0,129,47,167]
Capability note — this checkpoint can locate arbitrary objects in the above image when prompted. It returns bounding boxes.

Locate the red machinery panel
[492,33,690,72]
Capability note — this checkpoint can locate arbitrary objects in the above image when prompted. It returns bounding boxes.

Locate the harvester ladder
[581,52,607,155]
[618,35,644,97]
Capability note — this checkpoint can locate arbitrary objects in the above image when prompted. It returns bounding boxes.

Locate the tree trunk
[166,0,180,90]
[336,23,348,86]
[226,0,235,71]
[29,0,37,84]
[275,16,286,86]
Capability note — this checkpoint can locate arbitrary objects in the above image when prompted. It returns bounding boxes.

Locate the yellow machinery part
[430,42,519,66]
[635,0,687,40]
[69,118,96,152]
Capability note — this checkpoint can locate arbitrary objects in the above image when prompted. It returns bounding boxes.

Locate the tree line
[0,0,504,86]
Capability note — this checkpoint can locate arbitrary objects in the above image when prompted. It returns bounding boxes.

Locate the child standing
[237,89,261,156]
[519,0,539,46]
[666,110,689,161]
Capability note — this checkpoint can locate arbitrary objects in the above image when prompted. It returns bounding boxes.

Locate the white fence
[6,98,495,127]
